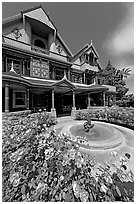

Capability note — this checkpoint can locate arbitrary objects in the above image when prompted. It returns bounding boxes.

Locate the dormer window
[85,53,95,66]
[34,39,46,49]
[85,54,89,63]
[89,53,94,65]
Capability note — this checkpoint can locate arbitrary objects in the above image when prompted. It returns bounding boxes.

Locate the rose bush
[2,112,134,202]
[75,107,134,129]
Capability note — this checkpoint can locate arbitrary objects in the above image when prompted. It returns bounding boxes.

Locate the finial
[63,71,67,79]
[90,40,92,45]
[10,61,16,73]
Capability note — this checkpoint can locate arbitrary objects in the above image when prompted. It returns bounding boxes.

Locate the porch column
[84,72,86,84]
[68,68,71,80]
[52,67,55,79]
[73,91,75,108]
[30,57,33,76]
[5,56,7,72]
[32,94,33,108]
[105,94,108,106]
[5,84,9,112]
[51,89,56,117]
[3,55,6,72]
[113,94,116,105]
[103,91,106,106]
[87,93,91,109]
[26,89,29,110]
[22,60,25,75]
[71,90,76,117]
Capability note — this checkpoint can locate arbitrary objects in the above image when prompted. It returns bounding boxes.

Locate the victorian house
[2,5,116,116]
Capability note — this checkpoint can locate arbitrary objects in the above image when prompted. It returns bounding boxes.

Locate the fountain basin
[61,121,126,150]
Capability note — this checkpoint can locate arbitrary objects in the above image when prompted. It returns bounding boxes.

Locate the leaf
[64,192,73,202]
[70,169,74,177]
[52,189,57,197]
[62,191,65,199]
[115,186,121,197]
[80,178,84,184]
[21,185,26,194]
[89,191,93,201]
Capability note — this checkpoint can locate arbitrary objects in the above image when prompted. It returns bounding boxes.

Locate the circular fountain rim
[61,120,133,150]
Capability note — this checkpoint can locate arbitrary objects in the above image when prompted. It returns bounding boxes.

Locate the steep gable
[22,6,56,30]
[85,43,99,58]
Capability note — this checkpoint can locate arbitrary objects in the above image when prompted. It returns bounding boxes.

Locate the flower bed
[2,112,134,202]
[75,107,134,129]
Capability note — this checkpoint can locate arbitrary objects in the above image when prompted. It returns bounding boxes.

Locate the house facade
[2,5,116,116]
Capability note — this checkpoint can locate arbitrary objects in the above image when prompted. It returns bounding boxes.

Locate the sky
[2,1,134,94]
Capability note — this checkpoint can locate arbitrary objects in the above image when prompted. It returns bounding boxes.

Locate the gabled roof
[70,41,100,64]
[2,14,22,26]
[85,41,99,58]
[22,5,56,31]
[51,76,77,89]
[2,5,73,57]
[69,44,89,63]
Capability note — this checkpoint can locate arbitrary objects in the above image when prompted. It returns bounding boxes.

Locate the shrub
[75,107,134,129]
[2,112,134,202]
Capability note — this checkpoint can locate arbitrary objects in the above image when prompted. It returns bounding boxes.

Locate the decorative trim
[56,44,63,54]
[11,27,22,40]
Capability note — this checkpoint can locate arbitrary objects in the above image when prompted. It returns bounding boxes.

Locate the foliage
[97,61,130,100]
[2,112,134,202]
[116,94,134,107]
[75,107,134,129]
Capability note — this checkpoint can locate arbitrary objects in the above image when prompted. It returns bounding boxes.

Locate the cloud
[103,3,134,55]
[102,3,134,93]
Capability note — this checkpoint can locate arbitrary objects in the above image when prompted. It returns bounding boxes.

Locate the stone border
[61,121,133,150]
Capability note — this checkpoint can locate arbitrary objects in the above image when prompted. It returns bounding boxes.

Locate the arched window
[34,39,46,49]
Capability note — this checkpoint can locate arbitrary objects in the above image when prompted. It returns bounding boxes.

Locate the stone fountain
[83,115,94,133]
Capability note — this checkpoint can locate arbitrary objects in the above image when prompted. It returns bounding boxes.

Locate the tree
[121,68,131,79]
[97,61,130,100]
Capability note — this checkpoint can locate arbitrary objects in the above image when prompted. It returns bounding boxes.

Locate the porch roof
[23,76,108,93]
[4,75,109,93]
[74,83,108,93]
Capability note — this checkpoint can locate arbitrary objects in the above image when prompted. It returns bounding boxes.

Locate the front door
[55,93,72,116]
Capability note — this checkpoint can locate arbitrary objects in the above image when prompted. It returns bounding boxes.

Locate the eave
[2,42,72,67]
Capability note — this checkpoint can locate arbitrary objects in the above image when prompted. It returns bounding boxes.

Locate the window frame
[13,90,27,108]
[34,39,46,49]
[7,57,21,74]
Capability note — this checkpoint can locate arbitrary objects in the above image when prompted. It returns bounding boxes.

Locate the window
[55,68,64,80]
[13,90,26,108]
[102,79,105,84]
[98,79,101,85]
[85,54,89,63]
[89,53,94,65]
[7,58,21,74]
[34,39,46,49]
[2,57,5,72]
[71,73,82,83]
[85,53,94,65]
